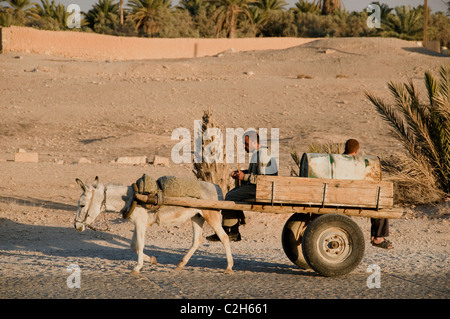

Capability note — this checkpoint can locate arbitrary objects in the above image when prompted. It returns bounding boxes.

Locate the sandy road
[0,37,449,305]
[0,202,448,300]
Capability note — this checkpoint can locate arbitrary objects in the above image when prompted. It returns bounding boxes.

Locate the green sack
[157,176,202,199]
[136,174,158,194]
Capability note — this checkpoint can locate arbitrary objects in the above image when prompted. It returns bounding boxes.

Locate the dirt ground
[0,37,448,300]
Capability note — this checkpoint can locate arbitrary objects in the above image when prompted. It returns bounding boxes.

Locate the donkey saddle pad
[135,174,158,194]
[157,175,202,199]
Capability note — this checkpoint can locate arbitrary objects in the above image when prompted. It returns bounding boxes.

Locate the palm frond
[438,65,450,103]
[366,65,450,198]
[381,153,446,204]
[365,91,417,156]
[425,71,438,106]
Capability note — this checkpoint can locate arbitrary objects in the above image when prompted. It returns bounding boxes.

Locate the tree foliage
[83,0,120,33]
[0,0,448,44]
[366,66,450,202]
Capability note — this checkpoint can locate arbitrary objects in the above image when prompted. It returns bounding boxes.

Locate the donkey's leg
[131,221,146,274]
[176,213,205,271]
[130,210,156,274]
[203,210,234,274]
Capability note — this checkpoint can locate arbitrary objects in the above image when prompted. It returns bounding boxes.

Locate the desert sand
[0,35,448,300]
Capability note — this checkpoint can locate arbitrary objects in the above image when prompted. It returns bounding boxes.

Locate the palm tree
[4,0,38,23]
[250,0,286,28]
[0,3,14,26]
[212,0,254,38]
[5,0,36,14]
[119,0,124,24]
[320,0,340,15]
[254,0,286,12]
[84,0,120,33]
[383,5,423,39]
[30,0,69,29]
[178,0,207,17]
[248,4,264,26]
[366,66,450,198]
[127,0,171,35]
[53,2,70,27]
[291,0,320,14]
[31,0,56,17]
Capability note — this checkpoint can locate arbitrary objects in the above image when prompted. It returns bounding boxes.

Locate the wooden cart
[153,175,403,277]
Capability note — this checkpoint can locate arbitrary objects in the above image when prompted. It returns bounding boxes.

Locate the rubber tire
[281,213,318,269]
[302,213,365,277]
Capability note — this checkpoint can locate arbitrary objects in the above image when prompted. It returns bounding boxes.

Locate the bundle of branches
[366,66,450,205]
[192,109,234,196]
[307,141,344,154]
[379,153,446,205]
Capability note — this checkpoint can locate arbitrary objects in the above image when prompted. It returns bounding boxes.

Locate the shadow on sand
[0,214,316,276]
[0,195,77,212]
[0,194,315,276]
[402,46,448,57]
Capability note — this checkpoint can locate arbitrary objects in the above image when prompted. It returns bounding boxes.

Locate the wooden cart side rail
[255,176,394,209]
[161,196,404,219]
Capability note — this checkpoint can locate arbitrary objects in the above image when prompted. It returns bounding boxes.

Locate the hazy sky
[54,0,448,14]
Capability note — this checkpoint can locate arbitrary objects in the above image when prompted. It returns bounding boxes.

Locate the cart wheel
[281,213,318,269]
[302,213,365,277]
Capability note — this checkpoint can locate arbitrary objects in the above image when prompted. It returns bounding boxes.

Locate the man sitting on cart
[344,139,393,250]
[206,130,278,242]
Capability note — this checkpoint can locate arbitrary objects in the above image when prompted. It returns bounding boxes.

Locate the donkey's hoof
[131,268,141,275]
[144,255,157,265]
[175,265,184,272]
[224,269,234,274]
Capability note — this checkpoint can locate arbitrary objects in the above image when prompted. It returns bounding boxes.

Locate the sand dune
[0,35,448,299]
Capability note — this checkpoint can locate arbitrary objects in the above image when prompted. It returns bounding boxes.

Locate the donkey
[74,176,233,274]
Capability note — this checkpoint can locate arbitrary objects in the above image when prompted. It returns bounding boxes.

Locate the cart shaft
[162,196,404,219]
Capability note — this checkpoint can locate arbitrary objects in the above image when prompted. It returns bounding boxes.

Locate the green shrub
[366,66,450,204]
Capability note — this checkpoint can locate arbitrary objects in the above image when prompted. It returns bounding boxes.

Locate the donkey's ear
[76,178,86,192]
[93,176,99,188]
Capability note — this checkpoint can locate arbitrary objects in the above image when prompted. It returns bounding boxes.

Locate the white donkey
[74,176,233,274]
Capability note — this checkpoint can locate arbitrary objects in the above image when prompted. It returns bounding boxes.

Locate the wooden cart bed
[161,175,403,219]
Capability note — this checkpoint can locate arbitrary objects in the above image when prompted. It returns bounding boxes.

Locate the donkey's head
[74,176,106,232]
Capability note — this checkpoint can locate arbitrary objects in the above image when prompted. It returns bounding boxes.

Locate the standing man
[344,139,393,249]
[207,130,278,242]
